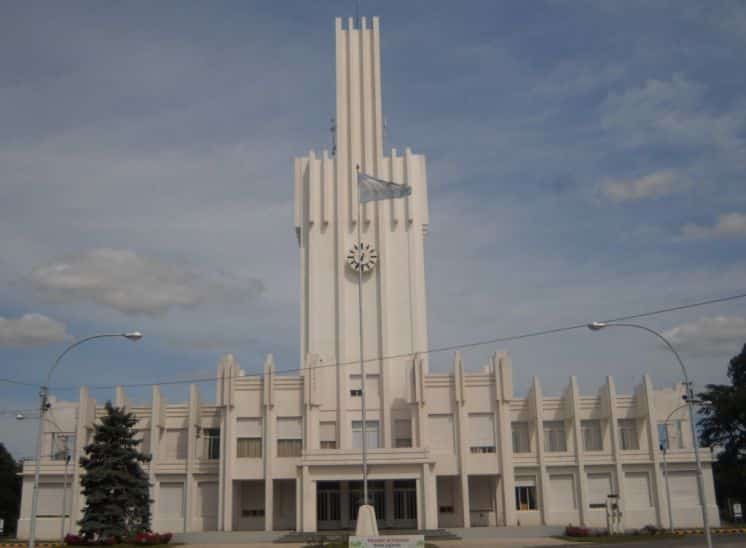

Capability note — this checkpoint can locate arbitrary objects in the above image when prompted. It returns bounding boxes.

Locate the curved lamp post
[28,332,142,548]
[587,322,711,547]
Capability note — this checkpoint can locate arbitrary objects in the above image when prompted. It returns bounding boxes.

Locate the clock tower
[294,17,429,448]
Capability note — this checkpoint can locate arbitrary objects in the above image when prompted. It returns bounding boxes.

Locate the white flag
[357,172,412,203]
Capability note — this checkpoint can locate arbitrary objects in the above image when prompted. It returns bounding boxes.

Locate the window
[428,414,454,452]
[202,428,220,459]
[50,433,75,461]
[587,473,613,506]
[163,428,188,460]
[352,420,379,449]
[658,420,683,450]
[237,438,262,458]
[394,419,412,448]
[469,413,496,453]
[549,474,576,509]
[515,477,537,510]
[320,421,337,449]
[581,420,603,451]
[236,418,262,458]
[511,422,530,453]
[618,419,639,450]
[349,374,379,398]
[543,421,567,452]
[277,417,303,457]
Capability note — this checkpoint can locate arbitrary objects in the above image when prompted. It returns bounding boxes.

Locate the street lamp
[587,322,712,548]
[18,410,79,543]
[659,400,709,533]
[28,332,143,548]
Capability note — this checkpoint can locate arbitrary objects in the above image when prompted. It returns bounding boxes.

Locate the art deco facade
[18,16,719,538]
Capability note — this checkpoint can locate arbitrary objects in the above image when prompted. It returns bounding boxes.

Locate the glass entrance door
[317,481,341,530]
[348,481,385,525]
[393,480,417,528]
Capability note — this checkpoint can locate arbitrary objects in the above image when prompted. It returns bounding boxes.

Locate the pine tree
[78,401,152,540]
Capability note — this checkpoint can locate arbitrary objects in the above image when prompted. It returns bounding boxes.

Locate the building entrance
[317,482,341,530]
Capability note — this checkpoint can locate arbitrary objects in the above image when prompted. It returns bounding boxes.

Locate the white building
[18,16,720,538]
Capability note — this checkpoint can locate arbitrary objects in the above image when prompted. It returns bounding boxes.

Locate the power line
[35,289,746,392]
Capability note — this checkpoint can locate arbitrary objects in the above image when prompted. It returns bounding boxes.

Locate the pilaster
[530,376,549,524]
[495,353,516,525]
[453,352,470,527]
[568,376,588,525]
[641,374,666,527]
[263,355,275,531]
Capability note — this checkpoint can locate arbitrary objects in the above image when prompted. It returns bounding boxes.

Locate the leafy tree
[0,443,20,536]
[78,402,151,540]
[698,343,746,506]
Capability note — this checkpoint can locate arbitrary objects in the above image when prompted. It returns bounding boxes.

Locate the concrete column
[301,466,317,532]
[453,353,470,528]
[341,481,350,528]
[495,353,516,526]
[423,464,438,530]
[296,471,303,532]
[71,387,91,533]
[529,376,549,524]
[640,375,666,527]
[416,477,423,531]
[185,384,199,532]
[568,377,589,525]
[605,376,627,527]
[149,386,162,530]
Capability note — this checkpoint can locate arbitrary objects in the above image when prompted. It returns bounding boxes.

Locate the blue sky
[2,1,746,457]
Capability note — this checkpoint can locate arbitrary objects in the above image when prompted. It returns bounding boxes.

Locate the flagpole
[356,166,369,509]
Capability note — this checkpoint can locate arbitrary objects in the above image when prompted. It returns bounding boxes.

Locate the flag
[357,171,412,203]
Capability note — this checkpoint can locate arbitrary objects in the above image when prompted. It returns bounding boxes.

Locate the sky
[1,0,746,458]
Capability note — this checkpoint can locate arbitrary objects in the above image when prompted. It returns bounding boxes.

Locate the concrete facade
[17,16,720,539]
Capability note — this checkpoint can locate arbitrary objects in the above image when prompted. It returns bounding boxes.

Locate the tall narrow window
[618,419,639,450]
[277,417,303,457]
[202,427,220,459]
[163,428,188,460]
[657,422,669,450]
[515,477,538,510]
[352,420,379,449]
[394,419,413,448]
[320,421,337,449]
[543,420,567,452]
[658,420,683,450]
[511,421,530,453]
[428,415,454,453]
[469,413,496,453]
[581,420,603,451]
[50,432,75,461]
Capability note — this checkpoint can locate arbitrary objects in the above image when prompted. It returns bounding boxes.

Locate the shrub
[565,524,591,537]
[65,534,88,546]
[127,532,173,545]
[642,524,661,536]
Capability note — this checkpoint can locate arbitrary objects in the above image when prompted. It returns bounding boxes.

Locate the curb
[673,528,746,535]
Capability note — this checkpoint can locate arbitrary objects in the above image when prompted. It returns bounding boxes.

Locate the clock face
[346,242,378,273]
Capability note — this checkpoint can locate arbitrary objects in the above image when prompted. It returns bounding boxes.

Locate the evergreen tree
[698,343,746,508]
[0,443,20,536]
[78,401,152,540]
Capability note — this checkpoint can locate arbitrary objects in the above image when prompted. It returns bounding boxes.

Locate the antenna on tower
[330,117,337,157]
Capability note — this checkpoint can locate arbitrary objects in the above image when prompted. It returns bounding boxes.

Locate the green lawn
[556,533,681,543]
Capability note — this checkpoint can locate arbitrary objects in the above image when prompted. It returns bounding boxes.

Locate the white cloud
[601,170,683,202]
[0,313,69,347]
[663,316,746,357]
[30,248,264,317]
[682,212,746,239]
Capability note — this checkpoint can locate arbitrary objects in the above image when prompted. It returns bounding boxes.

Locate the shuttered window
[428,414,454,453]
[236,418,262,437]
[394,419,412,448]
[237,437,262,458]
[514,476,537,511]
[625,472,652,508]
[277,417,302,457]
[37,484,66,517]
[159,483,184,518]
[669,472,699,507]
[587,473,613,505]
[511,422,530,453]
[163,428,187,460]
[320,421,337,449]
[550,475,576,509]
[469,413,496,453]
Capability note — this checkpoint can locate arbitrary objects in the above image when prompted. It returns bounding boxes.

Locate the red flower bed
[65,532,173,545]
[565,525,591,537]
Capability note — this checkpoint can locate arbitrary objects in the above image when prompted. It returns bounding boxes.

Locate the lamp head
[123,331,143,341]
[588,321,607,331]
[16,413,24,420]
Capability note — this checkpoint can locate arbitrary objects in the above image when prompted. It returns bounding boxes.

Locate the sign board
[350,535,425,548]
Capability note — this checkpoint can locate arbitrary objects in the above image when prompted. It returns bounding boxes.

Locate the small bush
[565,524,591,537]
[65,534,88,546]
[642,524,661,536]
[127,532,173,545]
